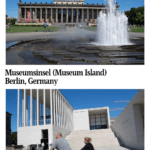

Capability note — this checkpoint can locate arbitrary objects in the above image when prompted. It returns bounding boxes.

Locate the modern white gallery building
[17,89,144,150]
[17,89,110,149]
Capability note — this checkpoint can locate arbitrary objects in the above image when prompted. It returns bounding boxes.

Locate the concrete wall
[111,90,144,150]
[73,109,90,131]
[18,125,52,147]
[18,124,72,147]
[53,125,72,141]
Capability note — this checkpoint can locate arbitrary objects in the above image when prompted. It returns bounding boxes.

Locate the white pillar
[59,93,61,127]
[64,100,66,129]
[62,96,64,128]
[66,103,68,129]
[107,107,110,128]
[43,89,46,125]
[22,90,24,127]
[50,89,53,142]
[56,90,58,126]
[17,89,20,128]
[53,90,55,126]
[50,89,53,125]
[37,89,39,125]
[26,93,28,126]
[30,89,32,126]
[60,94,62,127]
[24,89,26,127]
[62,99,64,128]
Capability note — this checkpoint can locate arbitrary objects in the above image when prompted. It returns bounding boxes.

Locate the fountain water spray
[95,0,131,46]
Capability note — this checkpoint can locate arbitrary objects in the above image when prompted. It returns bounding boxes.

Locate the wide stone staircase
[65,129,120,149]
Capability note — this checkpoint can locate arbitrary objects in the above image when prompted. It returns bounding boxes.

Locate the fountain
[6,0,144,65]
[95,0,131,46]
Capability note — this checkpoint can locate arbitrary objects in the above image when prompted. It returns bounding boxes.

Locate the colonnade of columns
[17,89,74,131]
[18,7,108,23]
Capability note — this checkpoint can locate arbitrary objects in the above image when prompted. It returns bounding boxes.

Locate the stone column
[61,8,63,23]
[82,9,84,22]
[25,8,26,22]
[71,8,73,23]
[66,9,68,23]
[30,89,32,126]
[45,8,47,22]
[18,7,21,22]
[35,8,37,22]
[97,9,99,17]
[40,8,42,22]
[92,9,94,22]
[87,9,89,22]
[30,8,32,22]
[76,9,78,23]
[17,90,20,128]
[51,8,53,22]
[56,9,58,23]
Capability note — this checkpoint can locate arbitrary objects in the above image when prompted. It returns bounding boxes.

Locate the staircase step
[68,138,120,149]
[66,129,120,149]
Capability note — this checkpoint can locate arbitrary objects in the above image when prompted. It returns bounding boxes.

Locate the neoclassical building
[17,0,119,25]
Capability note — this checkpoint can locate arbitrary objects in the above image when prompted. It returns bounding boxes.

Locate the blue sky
[6,0,144,18]
[6,89,138,132]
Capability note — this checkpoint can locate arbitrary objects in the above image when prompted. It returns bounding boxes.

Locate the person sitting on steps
[81,137,95,150]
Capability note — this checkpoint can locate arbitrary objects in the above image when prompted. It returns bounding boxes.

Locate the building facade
[6,112,12,145]
[17,89,111,149]
[111,90,144,150]
[17,0,119,25]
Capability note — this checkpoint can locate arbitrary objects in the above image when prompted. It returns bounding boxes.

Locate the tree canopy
[125,6,144,25]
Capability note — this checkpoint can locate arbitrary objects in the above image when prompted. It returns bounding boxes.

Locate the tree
[11,18,17,25]
[11,132,17,145]
[125,6,144,25]
[6,18,8,25]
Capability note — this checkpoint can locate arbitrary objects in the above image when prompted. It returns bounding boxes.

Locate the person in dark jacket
[81,137,95,150]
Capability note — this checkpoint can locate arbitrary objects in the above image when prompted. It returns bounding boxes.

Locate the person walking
[81,137,95,150]
[50,133,71,150]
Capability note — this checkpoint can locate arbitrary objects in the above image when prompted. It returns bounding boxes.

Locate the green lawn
[85,27,144,33]
[6,25,60,33]
[85,27,97,30]
[130,27,144,33]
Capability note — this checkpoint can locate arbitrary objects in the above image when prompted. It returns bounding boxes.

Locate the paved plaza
[6,27,144,65]
[6,29,144,43]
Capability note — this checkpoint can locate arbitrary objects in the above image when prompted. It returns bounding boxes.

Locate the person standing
[50,133,71,150]
[44,22,47,28]
[81,137,95,150]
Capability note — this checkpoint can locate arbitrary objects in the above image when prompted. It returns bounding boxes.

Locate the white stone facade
[17,89,110,148]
